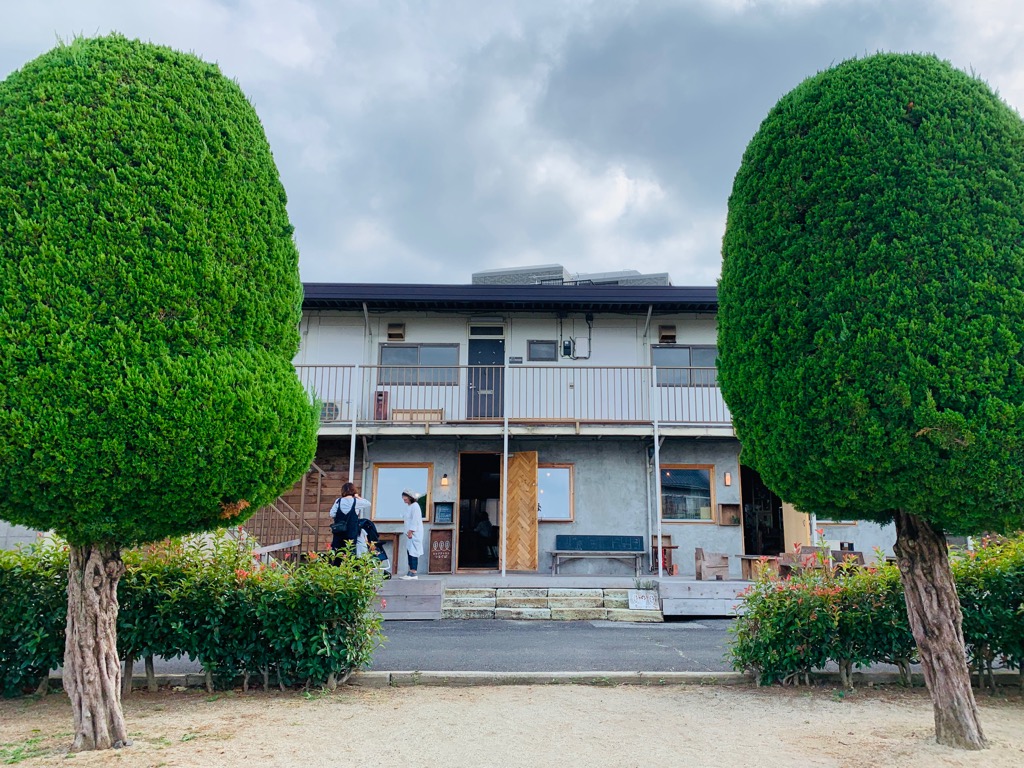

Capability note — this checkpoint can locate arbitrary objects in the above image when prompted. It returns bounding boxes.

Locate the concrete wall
[655,439,744,578]
[817,520,896,559]
[0,521,41,550]
[353,435,745,577]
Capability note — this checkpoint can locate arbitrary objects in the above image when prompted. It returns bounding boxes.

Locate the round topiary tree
[0,35,319,750]
[719,53,1024,750]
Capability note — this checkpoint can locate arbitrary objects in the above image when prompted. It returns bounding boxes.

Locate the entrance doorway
[455,451,540,571]
[457,453,501,569]
[741,465,784,556]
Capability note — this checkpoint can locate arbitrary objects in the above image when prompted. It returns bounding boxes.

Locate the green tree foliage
[0,35,319,546]
[720,53,1024,536]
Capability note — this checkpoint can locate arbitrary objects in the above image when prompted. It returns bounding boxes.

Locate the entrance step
[441,586,663,622]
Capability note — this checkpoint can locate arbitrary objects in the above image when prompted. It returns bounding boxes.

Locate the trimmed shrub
[954,535,1024,687]
[0,539,68,697]
[731,536,1024,687]
[0,533,384,695]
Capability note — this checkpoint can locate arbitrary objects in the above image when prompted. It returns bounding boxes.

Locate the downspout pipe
[652,365,665,577]
[349,306,370,483]
[500,318,511,577]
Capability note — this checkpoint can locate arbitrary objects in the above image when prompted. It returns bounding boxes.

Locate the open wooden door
[503,451,539,571]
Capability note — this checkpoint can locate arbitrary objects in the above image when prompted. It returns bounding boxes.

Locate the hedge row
[0,532,383,697]
[731,536,1024,687]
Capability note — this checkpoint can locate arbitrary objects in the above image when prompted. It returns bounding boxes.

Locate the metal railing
[295,364,731,425]
[243,463,331,561]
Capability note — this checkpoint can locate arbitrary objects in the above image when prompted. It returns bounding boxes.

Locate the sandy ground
[0,684,1021,768]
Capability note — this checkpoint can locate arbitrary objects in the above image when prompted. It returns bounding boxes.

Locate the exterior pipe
[500,317,512,577]
[348,364,361,482]
[652,365,665,577]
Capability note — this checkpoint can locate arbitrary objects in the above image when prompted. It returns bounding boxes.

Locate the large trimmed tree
[0,36,318,750]
[719,53,1024,750]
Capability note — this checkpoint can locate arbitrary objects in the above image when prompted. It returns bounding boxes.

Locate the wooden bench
[391,408,444,423]
[550,535,645,576]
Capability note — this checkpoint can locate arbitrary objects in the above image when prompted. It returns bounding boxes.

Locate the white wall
[298,308,718,367]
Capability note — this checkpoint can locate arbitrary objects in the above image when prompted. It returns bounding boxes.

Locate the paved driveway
[369,618,735,672]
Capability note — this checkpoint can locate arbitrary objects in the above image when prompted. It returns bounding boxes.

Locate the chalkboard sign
[428,529,454,574]
[433,502,454,525]
[554,534,644,552]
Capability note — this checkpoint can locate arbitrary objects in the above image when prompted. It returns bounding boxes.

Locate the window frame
[377,343,459,386]
[537,464,574,522]
[652,344,718,387]
[660,464,716,523]
[370,462,433,522]
[527,339,558,362]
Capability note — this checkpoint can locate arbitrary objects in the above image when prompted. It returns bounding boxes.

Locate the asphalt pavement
[131,617,737,678]
[370,618,735,673]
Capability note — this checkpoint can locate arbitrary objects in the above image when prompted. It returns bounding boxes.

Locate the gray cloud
[2,1,1022,286]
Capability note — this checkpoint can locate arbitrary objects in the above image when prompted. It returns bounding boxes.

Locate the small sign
[508,356,523,364]
[428,529,454,574]
[433,502,454,525]
[627,589,659,611]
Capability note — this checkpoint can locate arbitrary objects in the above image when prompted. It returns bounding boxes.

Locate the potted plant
[627,578,660,610]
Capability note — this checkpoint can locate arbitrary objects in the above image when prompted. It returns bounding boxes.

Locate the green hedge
[731,537,1024,687]
[0,532,383,696]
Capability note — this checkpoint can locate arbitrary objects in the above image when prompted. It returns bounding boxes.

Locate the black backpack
[330,497,360,541]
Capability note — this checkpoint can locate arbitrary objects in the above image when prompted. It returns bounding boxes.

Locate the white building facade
[256,266,895,576]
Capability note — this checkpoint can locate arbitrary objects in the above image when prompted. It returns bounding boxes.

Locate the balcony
[296,365,732,436]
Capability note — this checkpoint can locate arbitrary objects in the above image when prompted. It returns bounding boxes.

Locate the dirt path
[1,684,1021,767]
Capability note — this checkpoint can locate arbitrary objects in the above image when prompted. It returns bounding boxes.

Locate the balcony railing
[296,365,731,426]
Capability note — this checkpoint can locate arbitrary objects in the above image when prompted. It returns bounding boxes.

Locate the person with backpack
[330,482,370,561]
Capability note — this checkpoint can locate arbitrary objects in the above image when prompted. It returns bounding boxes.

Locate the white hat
[402,488,421,500]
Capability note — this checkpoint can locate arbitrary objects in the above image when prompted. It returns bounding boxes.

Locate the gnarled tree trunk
[894,511,986,750]
[64,544,130,751]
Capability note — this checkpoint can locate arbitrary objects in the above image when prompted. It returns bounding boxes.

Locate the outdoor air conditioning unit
[320,402,341,422]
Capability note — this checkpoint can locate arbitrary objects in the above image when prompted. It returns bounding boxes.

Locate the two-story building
[246,264,896,577]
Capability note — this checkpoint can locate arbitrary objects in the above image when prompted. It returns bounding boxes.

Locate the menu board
[428,529,454,574]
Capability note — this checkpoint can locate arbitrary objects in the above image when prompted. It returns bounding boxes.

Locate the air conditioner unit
[320,402,341,422]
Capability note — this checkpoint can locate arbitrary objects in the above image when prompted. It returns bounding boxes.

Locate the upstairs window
[652,345,718,386]
[527,340,558,362]
[379,344,459,385]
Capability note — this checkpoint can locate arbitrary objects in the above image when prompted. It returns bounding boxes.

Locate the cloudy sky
[2,1,1023,286]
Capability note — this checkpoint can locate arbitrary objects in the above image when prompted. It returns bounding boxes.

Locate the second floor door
[468,339,504,419]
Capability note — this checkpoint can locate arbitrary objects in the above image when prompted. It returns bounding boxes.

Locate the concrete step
[440,586,665,621]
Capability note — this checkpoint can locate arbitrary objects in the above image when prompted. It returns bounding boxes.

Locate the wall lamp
[440,474,449,487]
[724,472,732,487]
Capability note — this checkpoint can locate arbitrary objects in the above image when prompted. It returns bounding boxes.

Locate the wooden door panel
[504,451,538,570]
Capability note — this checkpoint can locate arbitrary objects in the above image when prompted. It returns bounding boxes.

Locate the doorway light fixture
[724,472,732,487]
[440,474,449,487]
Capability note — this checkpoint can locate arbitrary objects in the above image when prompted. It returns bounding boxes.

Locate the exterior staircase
[442,586,664,622]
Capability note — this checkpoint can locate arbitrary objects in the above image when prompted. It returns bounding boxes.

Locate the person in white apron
[399,489,424,579]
